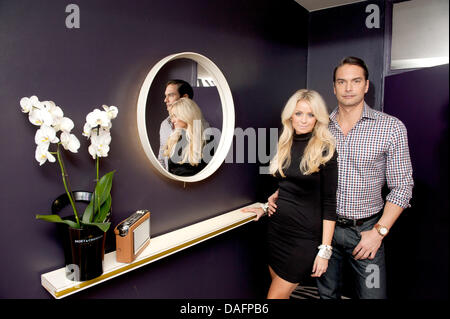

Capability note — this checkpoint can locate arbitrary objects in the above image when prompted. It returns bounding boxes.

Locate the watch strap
[375,223,389,237]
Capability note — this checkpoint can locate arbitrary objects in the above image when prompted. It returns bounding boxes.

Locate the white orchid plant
[20,95,118,232]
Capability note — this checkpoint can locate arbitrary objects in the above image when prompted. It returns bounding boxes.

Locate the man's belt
[336,212,380,227]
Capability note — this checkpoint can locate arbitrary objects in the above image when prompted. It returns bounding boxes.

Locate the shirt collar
[361,102,376,120]
[165,116,174,129]
[330,102,376,124]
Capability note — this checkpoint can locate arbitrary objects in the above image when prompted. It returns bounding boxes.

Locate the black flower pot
[52,191,108,282]
[66,224,106,281]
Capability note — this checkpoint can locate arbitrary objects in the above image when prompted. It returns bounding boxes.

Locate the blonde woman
[164,97,207,176]
[243,89,338,299]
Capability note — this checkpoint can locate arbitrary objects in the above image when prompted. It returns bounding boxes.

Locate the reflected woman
[242,89,338,299]
[164,97,208,176]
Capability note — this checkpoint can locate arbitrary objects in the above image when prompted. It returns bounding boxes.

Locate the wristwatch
[374,223,389,237]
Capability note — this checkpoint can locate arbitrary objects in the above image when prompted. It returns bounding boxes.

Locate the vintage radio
[114,210,151,263]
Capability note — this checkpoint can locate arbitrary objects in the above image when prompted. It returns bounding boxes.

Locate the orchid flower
[20,97,33,113]
[61,131,81,153]
[29,95,41,107]
[102,105,118,120]
[20,95,41,113]
[88,129,111,159]
[86,109,111,129]
[84,106,117,160]
[21,96,54,127]
[29,107,54,127]
[35,144,56,166]
[88,143,110,159]
[35,125,59,146]
[82,122,92,138]
[55,117,75,133]
[42,101,64,121]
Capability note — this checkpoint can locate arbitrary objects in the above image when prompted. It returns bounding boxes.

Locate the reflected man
[158,79,194,169]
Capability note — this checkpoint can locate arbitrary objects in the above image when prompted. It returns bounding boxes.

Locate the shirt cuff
[386,192,412,209]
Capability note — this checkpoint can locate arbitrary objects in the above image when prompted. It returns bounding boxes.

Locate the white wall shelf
[41,203,260,299]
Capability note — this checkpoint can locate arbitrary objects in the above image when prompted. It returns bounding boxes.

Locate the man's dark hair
[166,79,194,99]
[333,56,369,82]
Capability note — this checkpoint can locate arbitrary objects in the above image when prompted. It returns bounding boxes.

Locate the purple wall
[0,0,308,298]
[384,64,449,299]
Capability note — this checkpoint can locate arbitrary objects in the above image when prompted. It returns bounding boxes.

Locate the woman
[164,97,207,176]
[242,89,338,299]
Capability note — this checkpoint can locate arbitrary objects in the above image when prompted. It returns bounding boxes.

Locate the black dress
[168,158,206,176]
[168,130,208,177]
[268,132,338,283]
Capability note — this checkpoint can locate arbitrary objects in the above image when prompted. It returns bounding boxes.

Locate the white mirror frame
[137,52,235,182]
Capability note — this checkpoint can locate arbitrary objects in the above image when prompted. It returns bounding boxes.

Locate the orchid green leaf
[36,214,80,229]
[94,170,114,207]
[82,221,111,232]
[94,194,111,223]
[83,170,114,223]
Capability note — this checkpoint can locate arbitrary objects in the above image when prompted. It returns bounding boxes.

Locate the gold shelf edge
[53,214,256,298]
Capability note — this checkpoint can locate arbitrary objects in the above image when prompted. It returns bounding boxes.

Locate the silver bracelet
[317,244,333,260]
[261,202,269,215]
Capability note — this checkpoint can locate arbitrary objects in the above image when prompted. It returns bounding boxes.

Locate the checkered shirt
[328,103,414,219]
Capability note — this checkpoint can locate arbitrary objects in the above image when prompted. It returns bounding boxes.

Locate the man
[268,57,413,298]
[158,79,194,169]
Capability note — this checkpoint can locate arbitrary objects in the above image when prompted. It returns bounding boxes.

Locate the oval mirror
[137,52,235,182]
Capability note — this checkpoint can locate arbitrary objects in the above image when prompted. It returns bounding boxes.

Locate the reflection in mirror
[145,58,222,176]
[137,52,235,183]
[164,98,209,176]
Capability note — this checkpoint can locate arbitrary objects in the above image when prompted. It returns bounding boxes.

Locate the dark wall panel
[307,0,385,111]
[384,64,449,299]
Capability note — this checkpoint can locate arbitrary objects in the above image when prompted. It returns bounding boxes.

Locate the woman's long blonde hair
[164,97,206,166]
[269,89,335,176]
